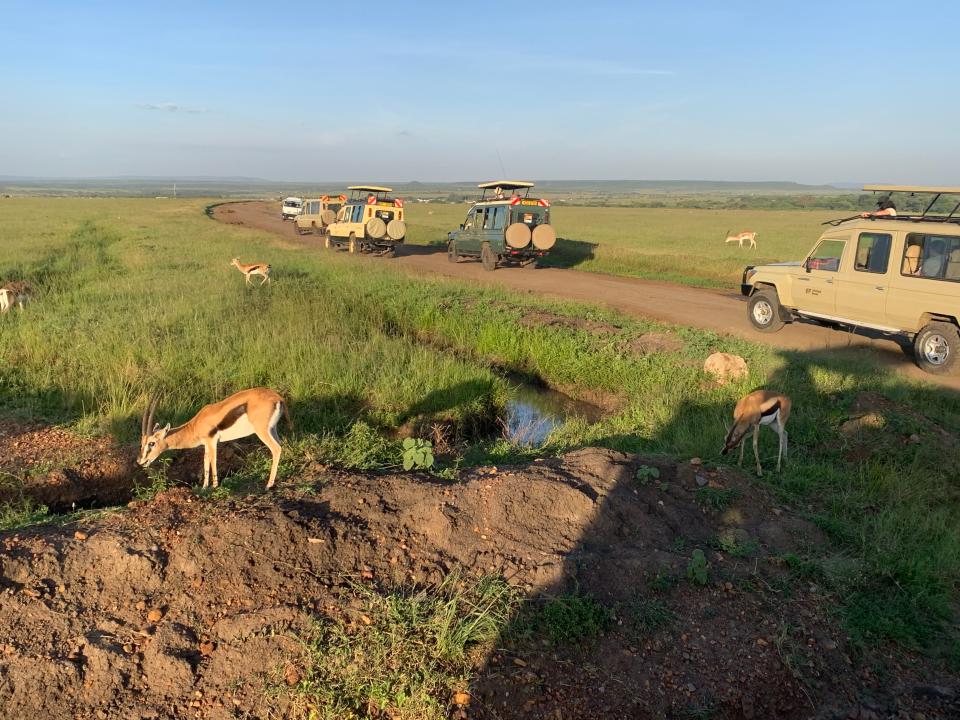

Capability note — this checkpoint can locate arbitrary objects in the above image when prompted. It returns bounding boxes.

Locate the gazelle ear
[161,423,171,436]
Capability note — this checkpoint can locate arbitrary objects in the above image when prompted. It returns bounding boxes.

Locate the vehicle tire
[747,290,786,332]
[381,246,396,259]
[523,258,538,269]
[913,321,960,375]
[323,233,333,250]
[447,240,459,263]
[480,242,497,271]
[348,234,359,254]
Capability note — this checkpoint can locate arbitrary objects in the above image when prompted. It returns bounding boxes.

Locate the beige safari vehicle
[324,185,406,257]
[741,185,960,374]
[295,195,346,235]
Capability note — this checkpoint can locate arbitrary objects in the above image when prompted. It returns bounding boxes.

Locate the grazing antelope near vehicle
[724,230,758,249]
[231,258,271,286]
[720,390,791,476]
[137,388,290,489]
[0,281,32,312]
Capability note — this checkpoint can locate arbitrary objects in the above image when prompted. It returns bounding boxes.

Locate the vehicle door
[486,205,507,252]
[797,235,847,317]
[458,208,482,252]
[835,231,895,327]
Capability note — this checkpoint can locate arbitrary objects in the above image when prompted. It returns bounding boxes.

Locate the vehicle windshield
[283,200,302,208]
[512,207,549,227]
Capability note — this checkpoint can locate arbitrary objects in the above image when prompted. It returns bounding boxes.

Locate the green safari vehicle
[447,181,557,270]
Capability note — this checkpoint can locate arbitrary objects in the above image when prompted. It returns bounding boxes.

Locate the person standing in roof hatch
[861,197,897,218]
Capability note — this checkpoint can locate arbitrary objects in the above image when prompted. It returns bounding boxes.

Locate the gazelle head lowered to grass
[137,388,291,489]
[720,389,791,476]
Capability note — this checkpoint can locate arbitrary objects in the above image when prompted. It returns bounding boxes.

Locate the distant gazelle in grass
[0,281,33,312]
[137,388,291,490]
[231,258,272,286]
[720,390,791,476]
[724,230,758,249]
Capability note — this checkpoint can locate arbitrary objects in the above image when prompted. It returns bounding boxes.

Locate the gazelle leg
[202,444,210,488]
[256,424,282,490]
[753,424,762,476]
[738,436,745,467]
[210,441,219,488]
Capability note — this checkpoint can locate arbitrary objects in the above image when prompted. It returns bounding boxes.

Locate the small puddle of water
[503,380,605,446]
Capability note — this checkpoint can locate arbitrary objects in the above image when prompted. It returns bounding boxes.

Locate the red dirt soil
[1,447,955,719]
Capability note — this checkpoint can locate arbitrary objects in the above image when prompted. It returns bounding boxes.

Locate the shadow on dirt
[467,346,960,719]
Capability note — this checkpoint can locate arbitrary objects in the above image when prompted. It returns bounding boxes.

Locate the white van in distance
[280,197,303,221]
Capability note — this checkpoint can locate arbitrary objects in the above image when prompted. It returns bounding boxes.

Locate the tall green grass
[0,197,958,654]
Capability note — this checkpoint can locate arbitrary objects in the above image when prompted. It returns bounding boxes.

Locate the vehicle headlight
[744,268,757,282]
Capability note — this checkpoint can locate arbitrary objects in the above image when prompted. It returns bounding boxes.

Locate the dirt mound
[0,421,135,510]
[1,449,954,719]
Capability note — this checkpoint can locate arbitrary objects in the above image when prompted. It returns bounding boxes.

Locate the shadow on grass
[537,237,598,269]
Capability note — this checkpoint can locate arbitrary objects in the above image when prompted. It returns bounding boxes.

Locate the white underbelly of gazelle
[217,414,256,442]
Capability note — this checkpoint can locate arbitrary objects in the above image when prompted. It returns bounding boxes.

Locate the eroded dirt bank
[2,448,955,719]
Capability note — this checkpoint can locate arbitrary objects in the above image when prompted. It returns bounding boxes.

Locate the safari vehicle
[295,194,346,235]
[324,186,406,256]
[741,185,960,374]
[446,181,557,270]
[280,197,303,221]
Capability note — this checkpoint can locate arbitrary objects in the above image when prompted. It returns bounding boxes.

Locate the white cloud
[136,102,206,114]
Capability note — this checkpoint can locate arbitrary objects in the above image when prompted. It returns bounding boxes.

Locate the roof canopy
[864,184,960,195]
[478,180,535,190]
[348,185,393,193]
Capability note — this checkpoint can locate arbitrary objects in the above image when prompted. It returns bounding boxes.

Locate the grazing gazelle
[0,281,32,312]
[137,388,290,489]
[231,258,272,286]
[724,230,758,249]
[720,390,791,476]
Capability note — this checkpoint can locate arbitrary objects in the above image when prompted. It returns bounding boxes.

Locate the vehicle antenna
[494,146,507,180]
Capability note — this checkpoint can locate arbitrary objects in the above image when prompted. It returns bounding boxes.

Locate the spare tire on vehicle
[505,222,532,249]
[320,209,336,225]
[386,219,406,241]
[531,224,557,250]
[366,217,387,239]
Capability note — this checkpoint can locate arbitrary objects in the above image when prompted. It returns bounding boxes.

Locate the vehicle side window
[352,205,365,223]
[854,233,891,274]
[482,208,492,229]
[807,239,845,272]
[902,233,960,280]
[492,206,506,230]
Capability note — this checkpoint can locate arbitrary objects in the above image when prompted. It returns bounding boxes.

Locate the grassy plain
[0,197,958,697]
[402,202,841,288]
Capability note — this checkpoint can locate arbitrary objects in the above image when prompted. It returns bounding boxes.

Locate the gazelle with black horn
[137,388,291,489]
[230,258,271,285]
[720,390,791,476]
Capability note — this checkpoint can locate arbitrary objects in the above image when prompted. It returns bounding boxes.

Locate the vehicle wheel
[348,234,359,254]
[747,290,786,332]
[382,247,396,259]
[523,258,538,269]
[447,240,459,263]
[323,233,333,250]
[480,242,497,271]
[913,321,960,374]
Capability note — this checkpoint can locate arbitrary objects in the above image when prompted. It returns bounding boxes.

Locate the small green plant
[628,598,677,636]
[695,486,738,511]
[133,463,174,501]
[650,568,678,593]
[331,421,392,470]
[531,593,613,645]
[402,438,435,471]
[0,497,50,530]
[715,529,758,558]
[634,464,660,483]
[687,549,709,586]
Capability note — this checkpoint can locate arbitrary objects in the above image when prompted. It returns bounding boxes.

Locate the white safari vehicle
[280,197,303,221]
[741,185,960,374]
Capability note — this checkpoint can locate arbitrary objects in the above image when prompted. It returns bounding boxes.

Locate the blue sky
[0,0,956,184]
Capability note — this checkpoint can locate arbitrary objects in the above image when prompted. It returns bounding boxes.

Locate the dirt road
[212,201,957,387]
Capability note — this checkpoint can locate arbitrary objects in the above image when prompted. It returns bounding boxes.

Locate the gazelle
[137,388,290,489]
[0,281,32,312]
[231,258,272,285]
[724,230,758,249]
[720,390,790,476]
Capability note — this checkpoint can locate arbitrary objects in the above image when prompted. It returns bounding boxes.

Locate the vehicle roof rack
[823,185,960,226]
[347,185,393,193]
[477,180,535,190]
